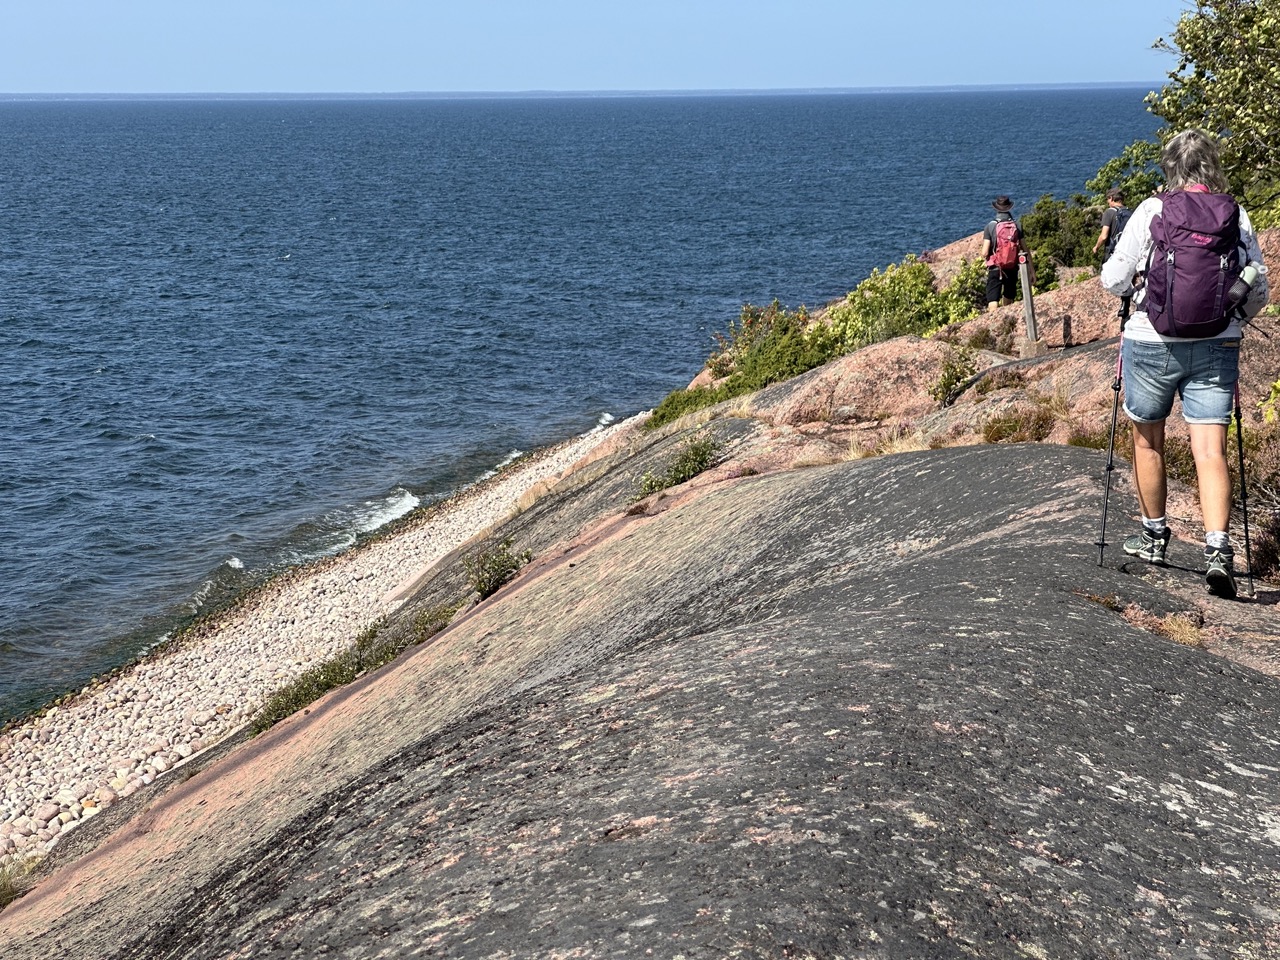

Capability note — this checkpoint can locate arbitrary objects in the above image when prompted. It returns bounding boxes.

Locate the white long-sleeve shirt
[1099,193,1269,342]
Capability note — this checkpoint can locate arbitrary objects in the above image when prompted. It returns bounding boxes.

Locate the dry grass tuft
[1155,613,1204,647]
[849,427,930,460]
[0,855,38,911]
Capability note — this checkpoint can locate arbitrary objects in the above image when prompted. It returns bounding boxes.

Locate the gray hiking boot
[1123,526,1171,565]
[1205,546,1237,599]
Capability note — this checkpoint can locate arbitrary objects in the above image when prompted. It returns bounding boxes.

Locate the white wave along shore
[0,413,643,871]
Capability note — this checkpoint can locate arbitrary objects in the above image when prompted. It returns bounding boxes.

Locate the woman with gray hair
[1100,128,1269,599]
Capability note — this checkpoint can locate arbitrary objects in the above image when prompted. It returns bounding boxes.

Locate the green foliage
[732,309,836,391]
[828,255,969,350]
[1086,138,1164,204]
[929,345,978,404]
[633,432,723,500]
[647,383,734,428]
[1019,194,1099,273]
[1261,379,1280,423]
[464,538,533,600]
[1146,0,1280,225]
[248,606,455,735]
[708,301,810,379]
[974,367,1027,396]
[648,300,842,431]
[649,259,991,432]
[982,407,1055,444]
[939,257,989,321]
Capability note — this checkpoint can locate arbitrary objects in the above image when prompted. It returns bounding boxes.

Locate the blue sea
[0,88,1160,722]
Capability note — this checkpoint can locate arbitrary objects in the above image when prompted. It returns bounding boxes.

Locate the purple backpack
[1144,190,1243,338]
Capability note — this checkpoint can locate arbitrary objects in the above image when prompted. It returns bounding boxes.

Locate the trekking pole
[1233,381,1256,596]
[1096,343,1124,566]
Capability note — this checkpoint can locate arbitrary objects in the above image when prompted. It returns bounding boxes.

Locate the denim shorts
[1122,336,1240,425]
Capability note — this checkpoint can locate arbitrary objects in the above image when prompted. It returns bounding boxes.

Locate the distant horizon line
[0,81,1160,102]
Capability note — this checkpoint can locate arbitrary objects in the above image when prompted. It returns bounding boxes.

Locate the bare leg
[1131,420,1167,521]
[1189,422,1231,533]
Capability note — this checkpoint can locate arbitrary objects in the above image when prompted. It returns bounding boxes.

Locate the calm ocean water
[0,89,1159,721]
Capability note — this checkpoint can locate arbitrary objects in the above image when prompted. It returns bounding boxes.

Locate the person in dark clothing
[1094,187,1132,322]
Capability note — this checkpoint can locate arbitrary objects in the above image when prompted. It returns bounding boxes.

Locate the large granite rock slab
[3,443,1278,959]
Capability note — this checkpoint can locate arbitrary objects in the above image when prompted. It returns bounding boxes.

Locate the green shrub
[993,315,1019,355]
[982,407,1055,443]
[1020,193,1100,274]
[965,327,996,351]
[1030,247,1059,292]
[649,258,990,433]
[1262,379,1280,422]
[733,318,835,391]
[939,257,988,322]
[633,432,723,500]
[709,301,811,379]
[464,538,533,600]
[930,346,978,404]
[248,605,455,735]
[827,256,955,350]
[973,367,1027,397]
[648,301,841,431]
[647,383,734,428]
[1086,139,1163,206]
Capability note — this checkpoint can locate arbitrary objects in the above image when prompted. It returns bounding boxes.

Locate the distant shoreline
[0,82,1161,102]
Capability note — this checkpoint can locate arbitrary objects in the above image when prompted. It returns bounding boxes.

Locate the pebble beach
[0,418,636,871]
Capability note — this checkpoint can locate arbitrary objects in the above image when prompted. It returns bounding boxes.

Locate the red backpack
[987,218,1020,270]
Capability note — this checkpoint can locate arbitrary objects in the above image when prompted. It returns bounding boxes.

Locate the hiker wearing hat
[979,195,1030,311]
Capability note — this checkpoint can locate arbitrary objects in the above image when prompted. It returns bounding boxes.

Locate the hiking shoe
[1123,527,1171,565]
[1205,546,1237,599]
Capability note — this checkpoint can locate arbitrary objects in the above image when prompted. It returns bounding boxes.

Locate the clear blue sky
[2,1,1185,95]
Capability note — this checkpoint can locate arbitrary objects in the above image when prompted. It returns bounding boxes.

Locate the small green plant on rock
[939,257,988,322]
[248,604,456,735]
[633,432,723,500]
[647,301,838,431]
[464,538,533,600]
[929,346,978,404]
[982,406,1055,444]
[974,367,1027,396]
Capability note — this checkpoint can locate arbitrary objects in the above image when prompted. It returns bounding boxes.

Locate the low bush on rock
[1020,194,1100,279]
[464,538,533,600]
[982,407,1055,444]
[249,604,456,735]
[648,302,839,430]
[648,259,987,431]
[827,255,980,351]
[974,367,1027,396]
[633,432,723,500]
[0,857,35,911]
[929,345,978,405]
